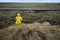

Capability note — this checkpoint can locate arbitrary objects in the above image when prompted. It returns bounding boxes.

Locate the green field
[0,3,60,29]
[0,3,60,8]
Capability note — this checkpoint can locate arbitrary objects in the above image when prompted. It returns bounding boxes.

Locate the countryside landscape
[0,3,60,40]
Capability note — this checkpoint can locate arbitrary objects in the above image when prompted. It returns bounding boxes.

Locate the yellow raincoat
[15,13,23,25]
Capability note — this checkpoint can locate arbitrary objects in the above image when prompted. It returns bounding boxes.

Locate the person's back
[15,13,23,25]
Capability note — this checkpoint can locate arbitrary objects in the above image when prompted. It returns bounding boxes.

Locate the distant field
[0,3,60,29]
[0,3,60,8]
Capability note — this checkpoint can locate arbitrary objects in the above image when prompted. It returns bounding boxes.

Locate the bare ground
[0,22,60,40]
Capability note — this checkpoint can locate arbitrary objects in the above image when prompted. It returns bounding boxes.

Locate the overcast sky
[0,0,60,3]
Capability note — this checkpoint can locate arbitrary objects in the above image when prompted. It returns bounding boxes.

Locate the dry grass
[0,22,60,40]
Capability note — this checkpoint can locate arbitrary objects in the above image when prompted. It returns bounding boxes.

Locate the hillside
[0,22,60,40]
